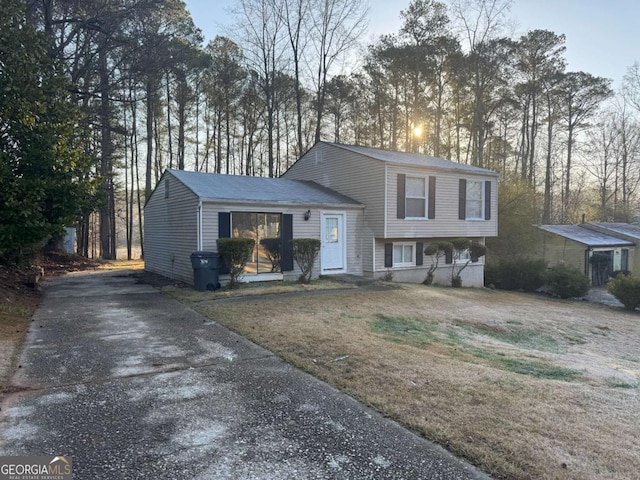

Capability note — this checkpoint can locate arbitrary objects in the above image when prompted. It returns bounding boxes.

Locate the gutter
[199,199,364,210]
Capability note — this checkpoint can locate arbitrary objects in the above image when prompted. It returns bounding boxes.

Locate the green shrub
[423,241,452,285]
[291,238,321,284]
[544,265,590,299]
[485,258,547,291]
[450,239,486,287]
[607,273,640,310]
[217,238,255,289]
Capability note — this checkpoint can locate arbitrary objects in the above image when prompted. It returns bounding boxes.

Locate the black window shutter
[218,212,231,274]
[459,179,467,220]
[384,243,393,268]
[445,249,453,264]
[428,176,436,219]
[397,174,406,219]
[281,214,294,272]
[485,180,492,220]
[416,242,423,266]
[218,212,231,238]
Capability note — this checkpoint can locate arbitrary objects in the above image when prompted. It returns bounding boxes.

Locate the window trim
[405,175,428,219]
[465,179,485,221]
[392,242,416,267]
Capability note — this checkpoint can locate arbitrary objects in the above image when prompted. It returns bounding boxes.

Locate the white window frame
[393,242,415,267]
[405,176,428,219]
[466,180,484,220]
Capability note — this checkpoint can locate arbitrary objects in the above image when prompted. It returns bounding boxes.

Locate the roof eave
[387,161,500,177]
[200,198,364,209]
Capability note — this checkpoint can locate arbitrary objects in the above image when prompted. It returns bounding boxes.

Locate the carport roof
[538,225,635,247]
[167,169,362,206]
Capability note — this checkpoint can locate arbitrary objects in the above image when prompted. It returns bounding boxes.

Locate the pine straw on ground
[189,284,640,480]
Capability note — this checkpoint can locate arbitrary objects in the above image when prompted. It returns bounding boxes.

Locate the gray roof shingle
[167,169,362,206]
[587,222,640,240]
[328,142,498,176]
[537,224,635,247]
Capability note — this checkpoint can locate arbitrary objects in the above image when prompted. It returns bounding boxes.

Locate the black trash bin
[190,251,221,291]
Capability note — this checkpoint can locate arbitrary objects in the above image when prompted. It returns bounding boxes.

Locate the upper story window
[397,174,436,220]
[406,176,426,218]
[466,180,484,220]
[459,179,492,221]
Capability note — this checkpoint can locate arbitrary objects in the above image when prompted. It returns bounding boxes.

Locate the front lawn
[173,282,640,480]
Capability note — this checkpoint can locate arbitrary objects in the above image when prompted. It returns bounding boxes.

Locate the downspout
[197,200,203,251]
[372,236,376,273]
[384,164,388,239]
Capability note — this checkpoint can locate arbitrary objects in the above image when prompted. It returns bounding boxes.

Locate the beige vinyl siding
[202,202,363,280]
[144,173,199,284]
[386,164,498,238]
[372,237,486,287]
[539,231,587,274]
[284,143,386,236]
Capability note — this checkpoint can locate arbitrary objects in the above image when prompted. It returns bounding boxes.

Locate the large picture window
[232,212,282,274]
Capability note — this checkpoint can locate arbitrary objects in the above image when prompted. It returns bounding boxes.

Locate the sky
[183,0,639,89]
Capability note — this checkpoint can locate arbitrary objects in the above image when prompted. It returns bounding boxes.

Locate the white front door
[321,213,345,273]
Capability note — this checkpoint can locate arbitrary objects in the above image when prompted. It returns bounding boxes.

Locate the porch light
[304,209,311,221]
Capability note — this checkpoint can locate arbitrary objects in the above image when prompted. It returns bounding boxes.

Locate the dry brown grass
[185,284,640,480]
[161,277,355,303]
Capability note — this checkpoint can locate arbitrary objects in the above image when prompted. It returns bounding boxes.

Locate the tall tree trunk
[98,35,113,260]
[564,125,574,221]
[177,82,186,170]
[166,73,173,169]
[145,80,154,201]
[542,95,554,224]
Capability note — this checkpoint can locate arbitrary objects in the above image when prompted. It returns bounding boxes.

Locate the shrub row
[485,259,547,292]
[486,259,590,299]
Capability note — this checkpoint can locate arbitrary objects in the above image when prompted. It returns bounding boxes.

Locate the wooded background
[3,0,640,262]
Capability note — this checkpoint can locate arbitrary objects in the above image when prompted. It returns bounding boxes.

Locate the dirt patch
[181,284,640,480]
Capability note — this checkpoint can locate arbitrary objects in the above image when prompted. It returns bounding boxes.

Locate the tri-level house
[283,142,498,286]
[144,142,498,287]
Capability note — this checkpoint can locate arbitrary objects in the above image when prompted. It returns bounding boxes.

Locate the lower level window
[393,243,415,266]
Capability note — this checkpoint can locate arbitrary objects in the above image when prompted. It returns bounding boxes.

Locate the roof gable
[323,142,499,177]
[166,169,361,206]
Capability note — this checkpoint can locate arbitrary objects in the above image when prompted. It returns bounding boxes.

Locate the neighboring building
[583,223,640,275]
[145,142,499,287]
[536,224,635,286]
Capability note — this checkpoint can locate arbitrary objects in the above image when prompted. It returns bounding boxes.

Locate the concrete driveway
[0,270,490,479]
